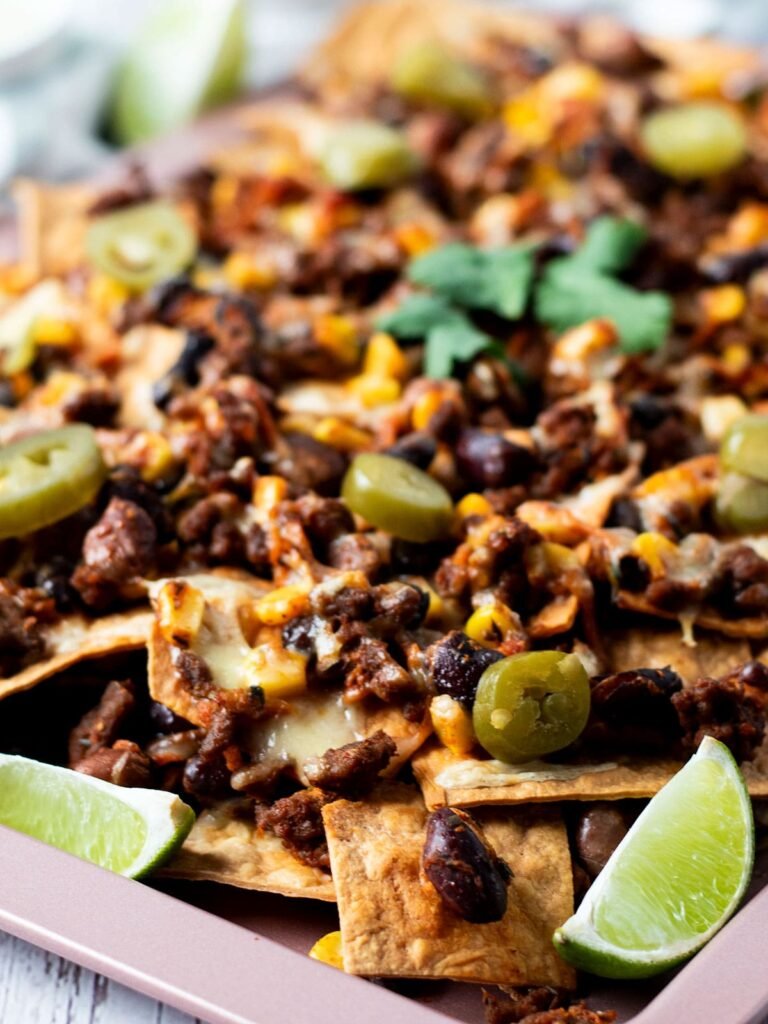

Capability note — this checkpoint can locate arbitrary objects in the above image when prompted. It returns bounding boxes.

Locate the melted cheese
[249,692,364,776]
[435,757,618,790]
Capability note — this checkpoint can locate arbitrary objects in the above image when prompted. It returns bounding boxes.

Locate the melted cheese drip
[249,693,365,776]
[435,758,618,790]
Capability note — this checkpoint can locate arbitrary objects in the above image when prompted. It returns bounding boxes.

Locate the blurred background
[0,0,767,191]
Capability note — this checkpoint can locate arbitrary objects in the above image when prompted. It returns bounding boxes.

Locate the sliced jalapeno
[640,102,747,180]
[720,414,768,483]
[392,43,493,119]
[319,121,417,191]
[473,650,591,763]
[86,200,197,291]
[341,452,453,542]
[716,471,768,535]
[0,425,107,539]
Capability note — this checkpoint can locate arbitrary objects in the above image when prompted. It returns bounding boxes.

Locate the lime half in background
[0,753,195,878]
[109,0,247,145]
[554,737,754,979]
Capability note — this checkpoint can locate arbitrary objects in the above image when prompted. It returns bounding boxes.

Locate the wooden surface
[0,933,199,1024]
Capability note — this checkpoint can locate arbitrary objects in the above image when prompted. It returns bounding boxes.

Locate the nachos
[2,0,768,1018]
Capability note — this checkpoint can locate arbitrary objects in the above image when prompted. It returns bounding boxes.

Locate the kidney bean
[455,429,537,489]
[427,631,504,708]
[575,803,629,879]
[422,806,511,923]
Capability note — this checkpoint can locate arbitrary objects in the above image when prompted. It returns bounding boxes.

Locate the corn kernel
[465,601,518,647]
[244,644,307,700]
[727,204,768,247]
[456,493,493,519]
[630,532,679,579]
[87,273,130,317]
[411,390,444,431]
[540,63,604,105]
[253,584,311,626]
[10,371,33,400]
[363,332,408,381]
[211,175,239,212]
[700,284,745,325]
[30,317,77,347]
[34,371,81,406]
[309,931,344,970]
[430,694,476,756]
[393,222,436,256]
[313,417,372,452]
[722,343,750,375]
[223,252,277,291]
[314,315,359,365]
[156,580,206,647]
[347,374,401,408]
[503,92,551,146]
[253,475,288,511]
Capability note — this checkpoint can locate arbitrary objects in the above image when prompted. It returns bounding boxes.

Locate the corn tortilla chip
[616,591,768,639]
[323,784,575,987]
[607,628,751,683]
[13,179,93,279]
[412,742,683,809]
[160,802,335,901]
[0,607,152,701]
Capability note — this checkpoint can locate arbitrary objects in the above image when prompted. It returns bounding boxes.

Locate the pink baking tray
[0,822,766,1024]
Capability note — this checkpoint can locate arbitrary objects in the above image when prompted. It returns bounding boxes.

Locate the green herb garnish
[534,216,672,354]
[408,242,534,319]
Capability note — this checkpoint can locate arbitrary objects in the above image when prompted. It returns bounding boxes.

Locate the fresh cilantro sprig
[534,217,672,354]
[375,217,672,379]
[376,243,534,379]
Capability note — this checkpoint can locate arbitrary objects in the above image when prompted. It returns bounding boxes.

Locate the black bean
[385,432,437,470]
[428,631,504,708]
[153,328,215,409]
[422,807,511,923]
[455,429,537,489]
[575,803,628,879]
[149,700,193,734]
[737,661,768,692]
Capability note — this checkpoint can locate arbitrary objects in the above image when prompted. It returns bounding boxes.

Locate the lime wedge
[554,737,754,979]
[110,0,247,145]
[0,753,195,878]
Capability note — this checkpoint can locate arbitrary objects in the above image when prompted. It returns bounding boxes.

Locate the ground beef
[533,405,622,498]
[303,731,396,796]
[74,740,152,787]
[259,788,333,871]
[0,581,56,675]
[267,432,348,496]
[672,677,765,762]
[426,631,504,708]
[68,680,136,766]
[343,636,414,703]
[371,582,429,632]
[327,533,383,576]
[71,497,157,608]
[583,667,684,753]
[709,545,768,617]
[483,988,616,1024]
[183,706,235,798]
[628,396,694,474]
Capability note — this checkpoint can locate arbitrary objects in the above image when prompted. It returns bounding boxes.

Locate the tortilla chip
[323,784,575,987]
[364,703,433,773]
[160,802,336,901]
[0,608,152,701]
[616,591,768,639]
[12,179,93,279]
[607,628,751,683]
[413,742,682,809]
[147,572,271,726]
[301,0,563,95]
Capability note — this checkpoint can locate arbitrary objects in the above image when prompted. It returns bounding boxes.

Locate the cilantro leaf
[408,242,535,319]
[424,319,497,378]
[375,293,462,339]
[574,216,648,274]
[535,260,672,354]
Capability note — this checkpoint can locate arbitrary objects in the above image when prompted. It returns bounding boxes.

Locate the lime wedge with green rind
[554,736,754,979]
[0,754,195,878]
[110,0,247,145]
